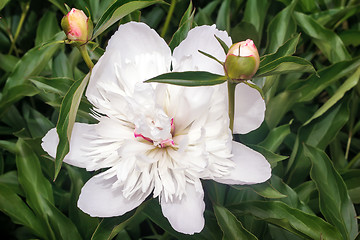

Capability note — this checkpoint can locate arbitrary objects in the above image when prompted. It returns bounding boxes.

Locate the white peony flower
[42,22,271,234]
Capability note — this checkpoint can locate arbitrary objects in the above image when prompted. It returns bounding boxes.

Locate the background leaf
[305,145,357,240]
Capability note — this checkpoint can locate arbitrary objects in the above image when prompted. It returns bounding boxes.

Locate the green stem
[78,44,94,70]
[161,0,176,38]
[227,80,237,133]
[8,1,30,56]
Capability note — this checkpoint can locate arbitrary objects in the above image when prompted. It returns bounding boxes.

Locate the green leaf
[66,166,98,240]
[340,30,360,47]
[342,170,360,204]
[294,11,351,63]
[258,122,292,152]
[230,22,260,48]
[260,34,300,67]
[55,73,90,179]
[16,139,82,240]
[266,57,360,128]
[16,139,54,211]
[0,84,39,118]
[0,53,19,72]
[30,76,74,96]
[168,1,194,51]
[255,56,317,78]
[0,183,48,239]
[3,31,65,91]
[304,67,360,125]
[215,0,230,32]
[230,201,343,240]
[294,59,360,102]
[22,103,54,138]
[312,5,360,29]
[286,97,350,186]
[214,34,229,54]
[35,11,60,46]
[0,0,10,11]
[243,0,270,41]
[53,51,73,78]
[266,0,297,54]
[270,175,314,214]
[93,0,164,39]
[194,0,220,26]
[145,71,227,86]
[214,204,258,240]
[304,145,357,240]
[247,144,288,166]
[0,171,23,196]
[91,208,142,240]
[47,0,67,14]
[232,182,287,199]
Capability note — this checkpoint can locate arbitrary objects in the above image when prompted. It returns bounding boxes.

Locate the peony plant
[42,22,271,234]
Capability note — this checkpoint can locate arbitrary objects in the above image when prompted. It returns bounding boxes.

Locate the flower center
[134,118,175,148]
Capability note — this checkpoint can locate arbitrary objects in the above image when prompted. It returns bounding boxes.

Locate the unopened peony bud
[224,39,260,80]
[61,8,93,44]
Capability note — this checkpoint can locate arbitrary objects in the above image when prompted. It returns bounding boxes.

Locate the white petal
[78,174,149,217]
[86,22,171,103]
[166,85,214,132]
[215,141,271,185]
[173,25,232,74]
[233,83,265,134]
[41,123,95,169]
[161,182,205,234]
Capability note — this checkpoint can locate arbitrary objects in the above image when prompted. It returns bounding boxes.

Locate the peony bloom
[224,39,260,80]
[42,22,271,234]
[61,8,93,43]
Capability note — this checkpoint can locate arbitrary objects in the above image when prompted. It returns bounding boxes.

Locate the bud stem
[8,1,30,56]
[227,80,237,133]
[78,45,94,70]
[161,0,176,38]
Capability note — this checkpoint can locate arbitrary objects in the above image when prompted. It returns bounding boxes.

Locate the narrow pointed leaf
[304,67,360,125]
[294,11,351,63]
[304,145,357,240]
[231,201,343,240]
[214,204,258,240]
[214,34,229,53]
[266,0,297,53]
[232,182,287,199]
[255,56,317,78]
[93,0,164,39]
[55,74,90,179]
[0,183,48,238]
[145,71,227,86]
[169,1,194,51]
[260,34,300,67]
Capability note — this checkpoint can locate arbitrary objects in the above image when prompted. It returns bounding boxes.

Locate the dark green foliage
[0,0,359,239]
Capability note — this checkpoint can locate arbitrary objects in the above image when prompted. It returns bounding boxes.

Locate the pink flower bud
[61,8,93,44]
[224,39,260,80]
